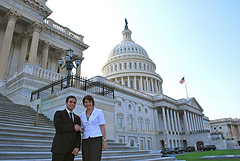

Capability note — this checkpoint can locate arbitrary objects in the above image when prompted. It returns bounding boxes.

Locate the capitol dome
[102,19,163,95]
[108,34,149,59]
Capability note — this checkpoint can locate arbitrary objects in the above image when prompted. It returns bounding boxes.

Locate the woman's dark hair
[82,95,95,106]
[66,95,77,103]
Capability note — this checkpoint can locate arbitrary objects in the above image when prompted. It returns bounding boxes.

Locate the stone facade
[0,0,88,103]
[210,118,240,146]
[0,0,237,152]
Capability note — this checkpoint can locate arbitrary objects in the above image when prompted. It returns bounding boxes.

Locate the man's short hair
[82,95,95,106]
[66,95,77,103]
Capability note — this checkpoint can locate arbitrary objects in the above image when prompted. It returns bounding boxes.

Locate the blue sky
[46,0,240,120]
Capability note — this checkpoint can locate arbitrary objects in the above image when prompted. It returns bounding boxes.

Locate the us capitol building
[0,0,239,153]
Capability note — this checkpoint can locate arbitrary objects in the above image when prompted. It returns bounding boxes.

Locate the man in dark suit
[51,95,81,161]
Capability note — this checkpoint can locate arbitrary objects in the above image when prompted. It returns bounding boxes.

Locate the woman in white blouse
[80,95,107,161]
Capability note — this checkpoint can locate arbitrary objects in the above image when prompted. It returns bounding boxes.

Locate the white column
[193,113,197,132]
[166,107,171,132]
[17,32,29,68]
[155,79,158,93]
[170,109,175,132]
[28,22,43,65]
[190,112,196,131]
[184,110,189,133]
[121,77,124,85]
[0,9,21,79]
[200,115,204,130]
[140,76,143,91]
[134,76,137,90]
[195,114,198,131]
[154,109,160,132]
[127,76,130,88]
[196,114,200,132]
[143,78,146,91]
[231,125,237,138]
[177,111,182,132]
[159,81,163,94]
[41,41,50,69]
[173,110,178,132]
[187,111,192,132]
[146,77,149,91]
[162,107,168,133]
[190,112,194,132]
[151,78,154,92]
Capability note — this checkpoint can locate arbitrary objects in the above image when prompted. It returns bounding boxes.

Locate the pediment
[186,97,203,111]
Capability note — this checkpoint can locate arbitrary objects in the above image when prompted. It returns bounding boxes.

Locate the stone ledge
[200,155,240,160]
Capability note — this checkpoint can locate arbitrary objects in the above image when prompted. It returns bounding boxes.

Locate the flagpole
[184,75,189,98]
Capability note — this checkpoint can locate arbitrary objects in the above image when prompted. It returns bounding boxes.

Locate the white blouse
[80,108,105,139]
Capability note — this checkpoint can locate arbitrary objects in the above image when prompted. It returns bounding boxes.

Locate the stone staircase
[0,94,171,161]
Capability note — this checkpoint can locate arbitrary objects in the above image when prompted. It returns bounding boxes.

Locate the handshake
[74,124,84,133]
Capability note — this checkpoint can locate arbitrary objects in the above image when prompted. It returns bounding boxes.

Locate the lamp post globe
[58,48,82,88]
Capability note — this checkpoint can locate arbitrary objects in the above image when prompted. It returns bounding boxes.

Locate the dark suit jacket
[51,109,81,154]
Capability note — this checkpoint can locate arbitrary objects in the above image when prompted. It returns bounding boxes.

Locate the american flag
[179,77,185,84]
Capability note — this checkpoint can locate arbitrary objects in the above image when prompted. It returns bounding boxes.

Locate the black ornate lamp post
[58,48,81,88]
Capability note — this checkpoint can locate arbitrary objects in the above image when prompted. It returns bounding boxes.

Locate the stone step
[0,109,51,120]
[0,137,52,146]
[0,128,54,138]
[0,123,55,132]
[0,115,54,125]
[0,144,51,152]
[0,131,54,140]
[0,117,54,126]
[0,94,166,161]
[105,146,139,151]
[0,120,54,128]
[0,103,36,110]
[0,151,163,160]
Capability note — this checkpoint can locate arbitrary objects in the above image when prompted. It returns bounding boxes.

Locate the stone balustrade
[6,63,64,82]
[44,18,83,42]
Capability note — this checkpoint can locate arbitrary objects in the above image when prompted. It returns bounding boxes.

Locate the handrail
[34,104,39,127]
[30,75,115,102]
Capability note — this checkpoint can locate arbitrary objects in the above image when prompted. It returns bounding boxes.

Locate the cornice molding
[44,25,89,50]
[20,0,52,17]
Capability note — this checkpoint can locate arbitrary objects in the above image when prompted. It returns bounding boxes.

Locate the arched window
[128,115,133,129]
[117,113,123,129]
[111,66,113,72]
[139,63,141,69]
[124,63,127,69]
[145,119,150,132]
[119,63,122,70]
[129,62,132,69]
[125,80,128,86]
[138,118,143,131]
[115,64,117,71]
[134,62,137,69]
